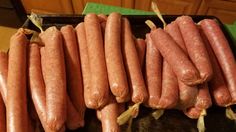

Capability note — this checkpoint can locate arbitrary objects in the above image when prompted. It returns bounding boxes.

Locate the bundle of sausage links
[0,12,235,132]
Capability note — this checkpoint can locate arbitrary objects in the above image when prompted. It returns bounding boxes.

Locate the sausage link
[150,28,201,86]
[100,96,120,132]
[0,93,6,132]
[122,17,148,103]
[199,27,232,107]
[7,29,28,132]
[165,22,198,110]
[199,19,236,104]
[184,106,201,119]
[176,16,213,82]
[144,33,162,108]
[195,83,212,109]
[135,38,146,68]
[84,13,110,109]
[105,12,130,103]
[66,95,84,130]
[29,44,48,130]
[75,23,93,108]
[41,46,82,130]
[0,51,8,103]
[158,60,179,109]
[61,25,86,121]
[39,27,66,131]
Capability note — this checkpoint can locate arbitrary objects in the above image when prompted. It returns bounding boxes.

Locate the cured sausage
[61,25,86,121]
[0,51,8,103]
[121,17,148,103]
[100,96,120,132]
[165,22,198,109]
[199,27,232,107]
[39,26,66,131]
[199,19,236,104]
[84,13,110,109]
[135,38,146,68]
[150,28,201,86]
[7,29,28,132]
[105,12,129,103]
[176,16,213,82]
[98,14,107,33]
[144,33,162,108]
[75,22,93,108]
[0,93,6,132]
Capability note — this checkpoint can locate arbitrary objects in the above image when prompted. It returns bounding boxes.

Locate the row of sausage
[0,12,236,132]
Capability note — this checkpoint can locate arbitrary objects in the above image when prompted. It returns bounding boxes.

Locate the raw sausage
[84,13,110,109]
[105,12,129,103]
[165,22,198,109]
[176,16,213,82]
[75,23,93,108]
[0,51,8,103]
[195,83,212,110]
[135,38,146,68]
[199,19,236,104]
[7,29,28,132]
[150,28,201,86]
[41,46,82,130]
[144,33,162,108]
[158,60,179,109]
[61,25,86,121]
[29,44,48,130]
[100,96,120,132]
[121,17,148,103]
[199,27,232,107]
[39,26,66,131]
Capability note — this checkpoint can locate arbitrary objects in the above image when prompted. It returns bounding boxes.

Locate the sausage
[176,16,213,82]
[199,27,232,107]
[121,17,148,103]
[100,96,120,132]
[75,22,93,108]
[199,19,236,104]
[0,51,8,103]
[158,60,179,109]
[164,22,198,110]
[195,83,212,110]
[61,25,86,121]
[7,29,28,132]
[66,95,84,130]
[184,106,201,119]
[41,46,83,130]
[135,38,146,68]
[84,13,110,109]
[39,26,66,131]
[0,93,6,132]
[150,28,201,86]
[29,44,48,130]
[105,12,130,103]
[144,33,162,108]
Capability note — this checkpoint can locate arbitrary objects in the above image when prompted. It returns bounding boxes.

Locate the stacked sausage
[0,13,235,132]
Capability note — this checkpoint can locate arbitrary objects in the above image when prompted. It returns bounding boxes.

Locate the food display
[0,10,236,132]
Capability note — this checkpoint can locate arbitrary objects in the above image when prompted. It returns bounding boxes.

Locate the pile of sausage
[0,12,236,132]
